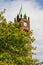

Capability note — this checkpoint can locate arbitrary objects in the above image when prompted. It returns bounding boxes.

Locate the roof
[19,5,25,18]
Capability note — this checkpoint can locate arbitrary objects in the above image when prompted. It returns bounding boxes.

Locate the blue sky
[0,0,43,9]
[0,0,43,62]
[36,0,43,8]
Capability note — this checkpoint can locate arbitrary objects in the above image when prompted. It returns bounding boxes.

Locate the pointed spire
[19,5,25,18]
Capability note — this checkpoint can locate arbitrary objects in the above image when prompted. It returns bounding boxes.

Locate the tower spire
[19,5,25,18]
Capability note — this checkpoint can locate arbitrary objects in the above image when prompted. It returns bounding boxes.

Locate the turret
[28,17,30,30]
[17,14,19,22]
[24,14,27,19]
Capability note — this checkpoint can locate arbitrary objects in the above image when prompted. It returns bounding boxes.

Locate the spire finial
[21,3,22,8]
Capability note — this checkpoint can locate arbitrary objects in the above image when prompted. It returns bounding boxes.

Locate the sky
[0,0,43,62]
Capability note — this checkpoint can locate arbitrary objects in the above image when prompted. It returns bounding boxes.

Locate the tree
[0,10,37,65]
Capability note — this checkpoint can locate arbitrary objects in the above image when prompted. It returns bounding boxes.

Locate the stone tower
[14,6,30,32]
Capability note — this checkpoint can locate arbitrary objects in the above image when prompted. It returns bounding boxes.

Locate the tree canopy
[0,9,37,65]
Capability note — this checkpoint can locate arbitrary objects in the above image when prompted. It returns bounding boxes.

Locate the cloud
[4,0,14,2]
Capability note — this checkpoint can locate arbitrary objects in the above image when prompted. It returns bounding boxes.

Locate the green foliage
[0,10,36,65]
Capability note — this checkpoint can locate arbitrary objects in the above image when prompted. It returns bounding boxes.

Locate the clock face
[24,22,27,27]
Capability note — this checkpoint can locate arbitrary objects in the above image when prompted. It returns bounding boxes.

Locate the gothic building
[14,6,30,32]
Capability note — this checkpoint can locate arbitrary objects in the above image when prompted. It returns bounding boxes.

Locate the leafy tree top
[0,9,37,65]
